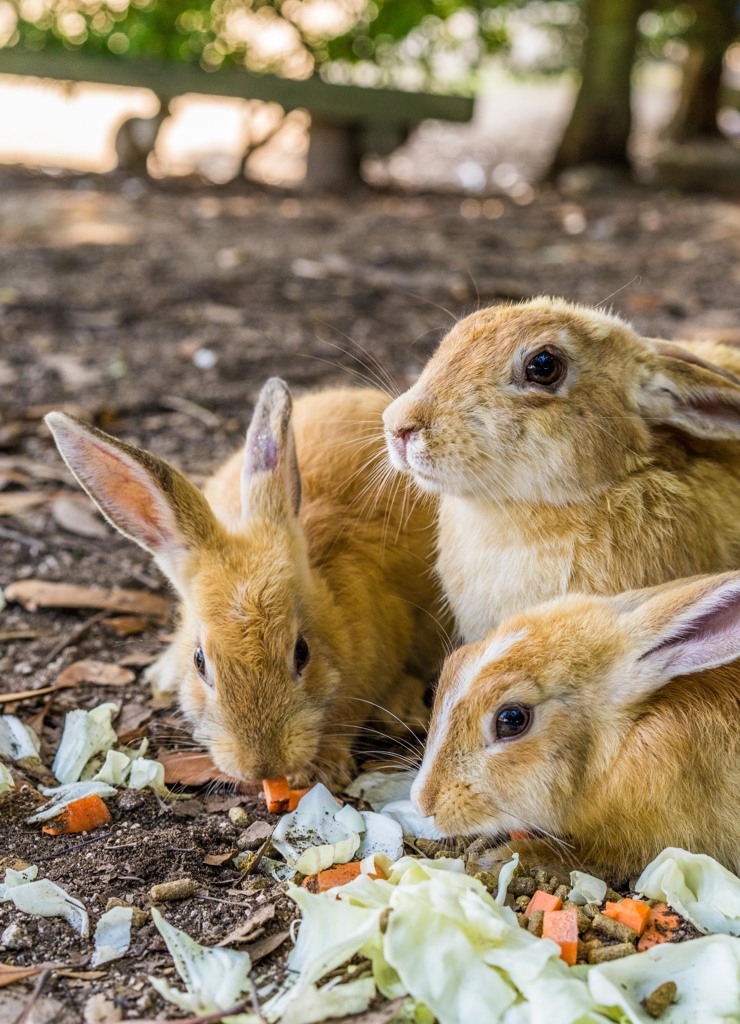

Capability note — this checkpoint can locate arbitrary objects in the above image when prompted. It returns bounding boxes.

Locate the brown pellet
[473,870,500,895]
[228,806,250,828]
[510,876,537,897]
[582,902,600,919]
[105,897,147,928]
[554,884,570,903]
[591,912,639,944]
[588,942,637,964]
[515,895,531,912]
[516,912,529,929]
[527,909,544,937]
[642,981,678,1018]
[148,878,196,902]
[533,870,554,893]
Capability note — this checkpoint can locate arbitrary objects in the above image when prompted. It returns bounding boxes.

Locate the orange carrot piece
[287,787,310,811]
[301,861,363,893]
[42,794,112,836]
[542,907,578,966]
[636,902,682,951]
[262,776,291,813]
[525,889,563,918]
[603,898,651,937]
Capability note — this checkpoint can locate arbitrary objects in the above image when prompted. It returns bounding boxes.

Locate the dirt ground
[0,165,738,1023]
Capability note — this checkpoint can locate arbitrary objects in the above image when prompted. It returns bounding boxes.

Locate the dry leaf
[249,929,290,963]
[202,849,239,867]
[117,652,160,668]
[102,616,150,637]
[56,660,135,688]
[55,969,107,980]
[216,903,275,947]
[51,495,108,539]
[0,492,48,516]
[0,963,58,988]
[4,580,169,623]
[115,702,152,741]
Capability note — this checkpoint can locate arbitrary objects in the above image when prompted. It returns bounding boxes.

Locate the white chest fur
[438,496,575,642]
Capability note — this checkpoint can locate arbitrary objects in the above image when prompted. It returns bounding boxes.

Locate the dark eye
[194,647,207,679]
[294,635,310,675]
[525,350,565,387]
[494,704,532,740]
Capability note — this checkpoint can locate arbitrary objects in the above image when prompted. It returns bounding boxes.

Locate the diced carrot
[508,830,532,840]
[42,794,112,836]
[525,889,563,919]
[636,902,682,952]
[542,907,578,966]
[287,787,309,811]
[603,898,652,937]
[262,776,291,813]
[301,861,363,893]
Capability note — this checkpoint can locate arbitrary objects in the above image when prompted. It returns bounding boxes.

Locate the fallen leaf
[0,492,48,516]
[115,702,152,742]
[0,963,59,988]
[56,660,135,688]
[55,969,107,980]
[216,903,275,947]
[202,850,239,867]
[248,929,290,963]
[51,495,108,539]
[4,580,169,622]
[118,651,160,668]
[103,616,150,637]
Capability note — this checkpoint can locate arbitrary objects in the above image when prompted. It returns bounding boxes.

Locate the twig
[159,395,221,429]
[11,968,51,1024]
[35,831,112,862]
[0,524,47,552]
[45,609,107,664]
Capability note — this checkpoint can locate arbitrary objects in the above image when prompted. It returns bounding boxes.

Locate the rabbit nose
[393,424,421,450]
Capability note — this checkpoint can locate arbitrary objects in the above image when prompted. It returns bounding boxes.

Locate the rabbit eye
[525,349,565,387]
[294,635,310,675]
[494,704,532,740]
[194,647,208,681]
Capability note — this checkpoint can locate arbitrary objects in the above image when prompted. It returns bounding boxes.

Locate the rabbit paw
[476,837,574,877]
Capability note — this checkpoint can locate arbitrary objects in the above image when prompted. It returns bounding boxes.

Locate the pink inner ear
[640,583,740,675]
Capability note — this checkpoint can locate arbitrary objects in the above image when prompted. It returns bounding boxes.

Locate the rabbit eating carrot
[383,297,740,643]
[46,380,448,787]
[412,571,740,878]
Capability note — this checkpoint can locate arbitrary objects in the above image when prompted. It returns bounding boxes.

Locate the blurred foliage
[0,0,735,90]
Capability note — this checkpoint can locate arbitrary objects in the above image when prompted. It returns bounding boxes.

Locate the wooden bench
[0,49,475,187]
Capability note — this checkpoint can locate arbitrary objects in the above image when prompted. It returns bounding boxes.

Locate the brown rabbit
[383,297,740,643]
[411,571,740,879]
[46,380,447,787]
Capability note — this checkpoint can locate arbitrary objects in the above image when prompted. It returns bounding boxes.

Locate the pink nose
[394,425,420,447]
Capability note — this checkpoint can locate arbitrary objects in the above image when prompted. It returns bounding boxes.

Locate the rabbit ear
[613,572,740,700]
[45,412,216,585]
[241,378,301,522]
[637,341,740,440]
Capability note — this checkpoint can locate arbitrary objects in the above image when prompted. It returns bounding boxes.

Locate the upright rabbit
[412,571,740,878]
[383,297,740,642]
[46,380,447,787]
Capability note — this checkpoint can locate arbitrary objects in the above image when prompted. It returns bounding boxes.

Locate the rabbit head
[383,297,740,505]
[46,379,345,784]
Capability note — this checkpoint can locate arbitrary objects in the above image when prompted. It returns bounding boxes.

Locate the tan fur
[413,572,740,879]
[46,387,448,787]
[383,297,740,642]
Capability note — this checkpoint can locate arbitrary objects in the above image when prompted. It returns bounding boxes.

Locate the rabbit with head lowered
[383,297,740,642]
[411,570,740,879]
[46,380,448,788]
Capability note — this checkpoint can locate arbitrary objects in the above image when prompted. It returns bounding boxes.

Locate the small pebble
[237,820,273,850]
[588,942,637,964]
[527,909,544,937]
[148,878,196,902]
[105,897,148,928]
[592,912,639,944]
[0,921,32,950]
[228,806,250,828]
[642,981,678,1018]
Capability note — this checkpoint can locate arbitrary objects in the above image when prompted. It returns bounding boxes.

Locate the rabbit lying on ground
[383,297,740,642]
[47,379,448,787]
[411,570,740,879]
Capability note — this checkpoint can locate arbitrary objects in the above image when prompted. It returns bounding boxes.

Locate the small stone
[588,942,637,964]
[228,806,250,828]
[237,820,273,850]
[510,876,537,897]
[84,992,123,1024]
[1,921,32,950]
[148,878,196,902]
[527,909,544,937]
[117,788,146,812]
[642,981,678,1018]
[592,912,639,944]
[105,897,147,928]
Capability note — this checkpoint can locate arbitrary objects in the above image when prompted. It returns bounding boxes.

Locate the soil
[0,165,738,1023]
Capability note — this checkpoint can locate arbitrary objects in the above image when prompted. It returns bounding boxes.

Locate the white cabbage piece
[149,907,256,1017]
[1,874,89,936]
[495,853,520,906]
[0,762,15,794]
[92,905,133,966]
[588,933,740,1023]
[0,715,41,761]
[93,749,132,786]
[345,771,413,809]
[378,799,444,840]
[27,780,116,822]
[568,871,607,907]
[127,757,167,794]
[278,978,376,1024]
[356,811,403,862]
[636,847,740,934]
[52,703,119,784]
[272,784,363,875]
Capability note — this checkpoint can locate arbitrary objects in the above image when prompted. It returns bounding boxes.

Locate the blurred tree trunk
[548,0,641,175]
[665,0,737,141]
